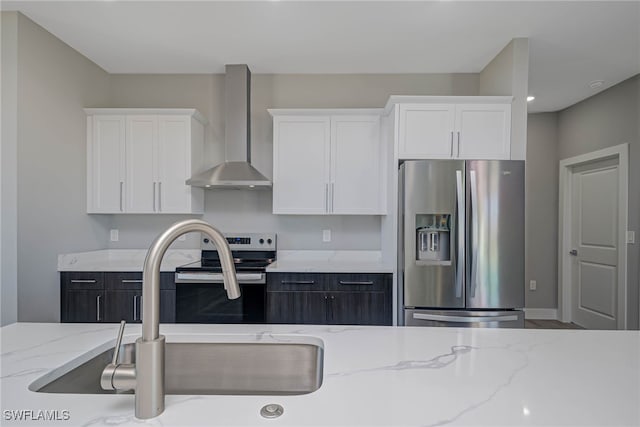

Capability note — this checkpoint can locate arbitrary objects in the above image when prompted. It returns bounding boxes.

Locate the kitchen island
[1,323,638,426]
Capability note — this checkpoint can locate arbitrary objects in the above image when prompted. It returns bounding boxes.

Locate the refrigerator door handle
[469,170,480,298]
[413,313,519,323]
[455,170,464,298]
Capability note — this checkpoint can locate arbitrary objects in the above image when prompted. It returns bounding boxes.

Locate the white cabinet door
[398,104,456,159]
[455,104,511,160]
[331,116,383,214]
[157,116,191,213]
[125,116,157,213]
[88,116,125,213]
[273,116,330,214]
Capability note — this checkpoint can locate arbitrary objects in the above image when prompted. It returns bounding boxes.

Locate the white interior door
[570,158,619,329]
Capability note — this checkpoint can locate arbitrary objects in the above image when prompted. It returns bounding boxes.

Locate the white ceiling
[2,1,639,112]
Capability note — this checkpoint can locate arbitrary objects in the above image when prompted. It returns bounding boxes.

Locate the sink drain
[260,404,284,419]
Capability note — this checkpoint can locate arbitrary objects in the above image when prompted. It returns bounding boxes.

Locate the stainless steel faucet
[100,219,240,419]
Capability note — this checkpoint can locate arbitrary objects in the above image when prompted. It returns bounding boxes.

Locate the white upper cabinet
[86,109,205,214]
[455,103,511,159]
[272,116,331,214]
[398,104,456,159]
[392,97,512,160]
[270,109,386,215]
[87,115,126,213]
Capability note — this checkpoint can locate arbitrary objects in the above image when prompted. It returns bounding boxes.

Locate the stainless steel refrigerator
[399,160,525,328]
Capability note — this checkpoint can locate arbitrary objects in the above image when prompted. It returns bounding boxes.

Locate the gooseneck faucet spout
[101,219,240,419]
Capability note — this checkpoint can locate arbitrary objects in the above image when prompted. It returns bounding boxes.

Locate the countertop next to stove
[265,250,394,273]
[1,323,638,427]
[57,249,201,272]
[58,249,394,273]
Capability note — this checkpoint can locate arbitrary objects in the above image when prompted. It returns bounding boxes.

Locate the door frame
[558,143,629,329]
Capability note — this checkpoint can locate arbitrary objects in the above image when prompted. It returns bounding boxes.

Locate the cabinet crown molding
[384,96,514,114]
[84,108,208,125]
[268,108,383,117]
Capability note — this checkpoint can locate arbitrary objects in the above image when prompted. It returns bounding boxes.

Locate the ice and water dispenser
[416,214,451,264]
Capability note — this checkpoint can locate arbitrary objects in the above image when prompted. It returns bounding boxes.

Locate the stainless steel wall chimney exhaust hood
[186,64,272,189]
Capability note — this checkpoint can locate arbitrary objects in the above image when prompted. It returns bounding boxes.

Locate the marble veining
[1,323,638,427]
[57,249,200,272]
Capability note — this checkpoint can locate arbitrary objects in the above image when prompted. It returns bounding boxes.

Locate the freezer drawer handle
[413,313,519,323]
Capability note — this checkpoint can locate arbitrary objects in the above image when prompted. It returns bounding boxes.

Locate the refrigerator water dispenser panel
[416,214,450,264]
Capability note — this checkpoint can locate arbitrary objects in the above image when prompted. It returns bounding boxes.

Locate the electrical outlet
[322,229,331,242]
[529,280,537,291]
[178,235,186,242]
[110,229,119,242]
[627,231,635,244]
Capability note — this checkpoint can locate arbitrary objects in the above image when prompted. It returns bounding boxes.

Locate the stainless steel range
[175,233,276,323]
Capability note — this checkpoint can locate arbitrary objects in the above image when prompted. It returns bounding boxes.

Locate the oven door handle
[175,272,265,284]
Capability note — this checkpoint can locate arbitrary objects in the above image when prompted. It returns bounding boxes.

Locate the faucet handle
[112,320,126,365]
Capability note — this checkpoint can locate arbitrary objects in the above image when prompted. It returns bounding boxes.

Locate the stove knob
[259,239,265,244]
[203,238,210,244]
[267,238,273,245]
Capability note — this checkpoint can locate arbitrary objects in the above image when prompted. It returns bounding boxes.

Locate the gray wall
[525,75,639,329]
[14,14,111,322]
[107,73,480,250]
[479,38,530,160]
[557,75,639,329]
[1,12,19,326]
[525,113,559,309]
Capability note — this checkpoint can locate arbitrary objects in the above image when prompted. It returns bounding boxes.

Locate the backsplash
[107,190,382,250]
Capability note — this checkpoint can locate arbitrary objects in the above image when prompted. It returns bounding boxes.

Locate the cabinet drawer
[267,273,324,291]
[61,272,104,290]
[105,272,176,290]
[325,273,390,292]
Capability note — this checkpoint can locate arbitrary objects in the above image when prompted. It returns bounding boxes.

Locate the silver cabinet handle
[325,183,329,213]
[330,182,334,213]
[339,281,374,285]
[158,182,162,212]
[153,182,157,212]
[119,181,124,212]
[133,295,139,321]
[121,279,143,284]
[457,131,461,157]
[413,313,518,323]
[450,131,454,157]
[281,280,315,285]
[455,170,464,299]
[469,170,479,298]
[71,279,97,284]
[96,294,102,321]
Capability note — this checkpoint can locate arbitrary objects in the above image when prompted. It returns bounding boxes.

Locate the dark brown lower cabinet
[61,272,176,323]
[62,289,105,322]
[266,273,392,325]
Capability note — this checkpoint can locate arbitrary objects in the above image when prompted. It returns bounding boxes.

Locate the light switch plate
[529,280,537,291]
[322,229,331,242]
[627,231,635,244]
[110,229,119,242]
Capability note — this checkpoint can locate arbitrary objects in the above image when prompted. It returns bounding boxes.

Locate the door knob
[569,249,578,256]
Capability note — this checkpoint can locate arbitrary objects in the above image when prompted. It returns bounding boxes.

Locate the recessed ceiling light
[249,185,256,188]
[589,80,604,89]
[205,185,211,188]
[526,96,535,102]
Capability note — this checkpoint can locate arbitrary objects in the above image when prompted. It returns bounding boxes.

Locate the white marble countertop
[1,323,638,426]
[266,250,393,273]
[57,249,200,272]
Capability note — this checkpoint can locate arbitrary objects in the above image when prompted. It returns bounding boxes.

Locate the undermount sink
[30,335,324,396]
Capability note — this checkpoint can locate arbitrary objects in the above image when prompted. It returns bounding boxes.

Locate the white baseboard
[524,308,558,320]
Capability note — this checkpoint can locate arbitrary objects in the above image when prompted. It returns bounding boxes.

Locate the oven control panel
[201,233,276,251]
